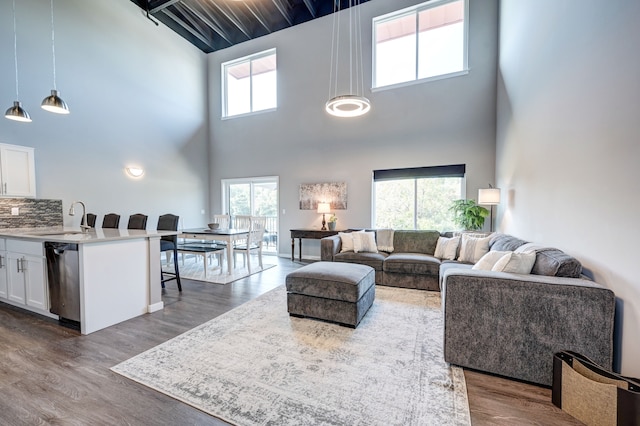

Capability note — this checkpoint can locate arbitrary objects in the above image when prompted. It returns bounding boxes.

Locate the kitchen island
[0,227,177,334]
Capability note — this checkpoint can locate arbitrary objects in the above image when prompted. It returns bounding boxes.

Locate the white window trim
[371,0,469,90]
[221,48,277,119]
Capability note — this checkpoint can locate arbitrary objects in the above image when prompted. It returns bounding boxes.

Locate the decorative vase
[328,222,336,231]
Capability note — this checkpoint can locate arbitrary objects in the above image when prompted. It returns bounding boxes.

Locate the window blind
[373,164,465,181]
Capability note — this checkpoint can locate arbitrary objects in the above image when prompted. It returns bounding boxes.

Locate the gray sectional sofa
[320,230,616,386]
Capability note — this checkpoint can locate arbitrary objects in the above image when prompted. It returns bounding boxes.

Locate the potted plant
[328,214,337,231]
[449,199,489,231]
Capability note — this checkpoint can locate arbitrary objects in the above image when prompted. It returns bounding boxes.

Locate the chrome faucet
[69,200,91,233]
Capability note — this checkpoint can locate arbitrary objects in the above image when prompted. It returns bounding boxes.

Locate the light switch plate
[11,207,19,216]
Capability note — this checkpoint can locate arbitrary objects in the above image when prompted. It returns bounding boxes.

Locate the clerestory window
[373,0,468,89]
[222,49,277,118]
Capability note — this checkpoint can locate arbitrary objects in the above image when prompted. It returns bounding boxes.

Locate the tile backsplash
[0,198,63,228]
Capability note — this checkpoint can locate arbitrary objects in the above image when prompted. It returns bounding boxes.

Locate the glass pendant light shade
[41,89,70,114]
[4,101,32,122]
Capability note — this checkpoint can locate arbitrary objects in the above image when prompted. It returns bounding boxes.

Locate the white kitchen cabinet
[0,239,7,299]
[5,239,48,312]
[0,143,36,197]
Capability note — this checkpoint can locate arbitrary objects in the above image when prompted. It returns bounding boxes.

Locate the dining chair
[211,214,231,229]
[82,213,97,228]
[102,213,120,228]
[127,213,148,230]
[233,215,252,230]
[234,216,266,273]
[157,214,181,291]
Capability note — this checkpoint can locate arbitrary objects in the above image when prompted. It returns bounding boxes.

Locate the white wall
[0,0,209,229]
[208,0,499,257]
[497,0,640,376]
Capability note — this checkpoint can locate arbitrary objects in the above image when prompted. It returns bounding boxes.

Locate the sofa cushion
[490,233,528,251]
[472,250,511,271]
[384,253,441,275]
[339,231,356,252]
[434,236,460,260]
[353,231,377,253]
[392,230,440,255]
[531,249,582,278]
[334,251,387,271]
[491,252,536,274]
[458,234,492,263]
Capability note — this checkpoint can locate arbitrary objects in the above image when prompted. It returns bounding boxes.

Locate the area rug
[111,285,471,426]
[163,255,275,284]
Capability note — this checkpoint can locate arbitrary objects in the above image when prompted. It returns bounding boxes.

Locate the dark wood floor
[0,256,582,425]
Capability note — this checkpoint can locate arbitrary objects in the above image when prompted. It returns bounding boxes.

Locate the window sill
[371,69,470,93]
[222,107,277,120]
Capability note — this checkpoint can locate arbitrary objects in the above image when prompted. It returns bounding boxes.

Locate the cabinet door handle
[0,255,3,268]
[16,258,22,273]
[20,258,26,271]
[2,182,5,194]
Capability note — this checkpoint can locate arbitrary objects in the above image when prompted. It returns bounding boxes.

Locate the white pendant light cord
[50,0,58,90]
[328,0,340,100]
[11,0,20,100]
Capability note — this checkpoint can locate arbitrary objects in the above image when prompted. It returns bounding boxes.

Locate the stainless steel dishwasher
[45,242,81,323]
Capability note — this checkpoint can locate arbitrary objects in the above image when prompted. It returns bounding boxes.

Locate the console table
[290,229,342,261]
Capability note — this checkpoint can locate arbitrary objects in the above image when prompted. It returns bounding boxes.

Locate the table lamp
[478,185,501,232]
[317,203,331,230]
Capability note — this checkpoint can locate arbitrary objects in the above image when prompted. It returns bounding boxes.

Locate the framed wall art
[299,182,347,210]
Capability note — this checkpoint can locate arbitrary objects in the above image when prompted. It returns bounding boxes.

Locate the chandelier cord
[328,0,340,100]
[12,0,19,99]
[50,0,57,90]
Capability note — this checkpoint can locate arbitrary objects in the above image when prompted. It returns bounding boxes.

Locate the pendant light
[41,0,70,114]
[4,0,31,123]
[326,0,370,118]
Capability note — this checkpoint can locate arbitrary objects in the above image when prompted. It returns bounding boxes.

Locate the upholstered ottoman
[286,261,375,328]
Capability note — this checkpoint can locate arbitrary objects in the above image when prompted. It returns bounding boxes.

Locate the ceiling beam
[208,1,252,40]
[243,3,272,34]
[180,1,233,44]
[161,8,214,49]
[149,0,181,14]
[302,0,316,18]
[270,0,293,26]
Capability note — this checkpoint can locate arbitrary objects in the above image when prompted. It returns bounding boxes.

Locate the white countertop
[0,227,178,244]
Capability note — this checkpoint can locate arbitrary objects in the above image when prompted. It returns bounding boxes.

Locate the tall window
[222,49,277,118]
[373,165,465,231]
[373,0,467,89]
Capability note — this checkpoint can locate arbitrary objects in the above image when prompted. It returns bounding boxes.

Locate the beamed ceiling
[130,0,372,53]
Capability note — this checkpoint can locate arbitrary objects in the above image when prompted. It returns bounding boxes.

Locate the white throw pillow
[472,250,512,271]
[339,232,355,253]
[458,234,492,264]
[491,252,536,274]
[434,236,460,260]
[353,231,378,253]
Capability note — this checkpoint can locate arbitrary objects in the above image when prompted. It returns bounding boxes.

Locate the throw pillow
[472,250,512,271]
[353,231,378,253]
[339,232,355,253]
[491,252,536,274]
[458,234,492,264]
[434,236,460,260]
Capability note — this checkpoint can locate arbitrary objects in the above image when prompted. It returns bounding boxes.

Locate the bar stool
[127,213,148,230]
[102,213,120,228]
[157,214,181,291]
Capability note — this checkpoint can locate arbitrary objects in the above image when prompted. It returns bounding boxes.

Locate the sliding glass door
[222,176,279,254]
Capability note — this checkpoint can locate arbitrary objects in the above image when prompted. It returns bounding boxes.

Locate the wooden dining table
[181,228,250,274]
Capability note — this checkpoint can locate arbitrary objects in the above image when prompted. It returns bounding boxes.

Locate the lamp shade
[478,188,501,205]
[41,90,70,114]
[317,203,331,214]
[5,101,31,122]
